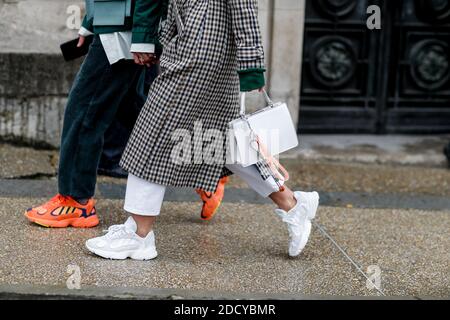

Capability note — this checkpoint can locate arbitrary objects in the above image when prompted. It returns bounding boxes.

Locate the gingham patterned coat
[120,0,267,192]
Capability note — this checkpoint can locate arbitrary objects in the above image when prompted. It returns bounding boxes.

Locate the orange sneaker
[196,176,229,221]
[25,194,99,228]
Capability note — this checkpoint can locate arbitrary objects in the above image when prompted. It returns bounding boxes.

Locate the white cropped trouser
[124,164,284,216]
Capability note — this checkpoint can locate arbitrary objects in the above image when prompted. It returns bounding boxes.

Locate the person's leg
[57,36,110,199]
[123,174,165,236]
[226,163,297,211]
[444,142,450,168]
[25,37,108,227]
[131,215,156,238]
[226,163,319,257]
[25,36,145,228]
[269,188,297,212]
[98,68,148,178]
[59,58,144,200]
[85,174,164,260]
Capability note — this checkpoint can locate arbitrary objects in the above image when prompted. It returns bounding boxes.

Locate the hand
[77,36,86,48]
[132,52,157,67]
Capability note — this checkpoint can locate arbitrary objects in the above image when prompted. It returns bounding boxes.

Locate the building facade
[0,0,448,147]
[0,0,306,147]
[299,0,450,133]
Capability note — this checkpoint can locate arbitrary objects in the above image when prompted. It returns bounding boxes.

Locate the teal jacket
[81,0,168,45]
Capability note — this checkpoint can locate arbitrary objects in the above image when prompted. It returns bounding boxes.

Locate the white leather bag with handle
[228,90,299,174]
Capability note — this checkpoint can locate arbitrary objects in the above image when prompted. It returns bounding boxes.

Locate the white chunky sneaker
[276,191,319,257]
[85,217,158,260]
[295,191,320,220]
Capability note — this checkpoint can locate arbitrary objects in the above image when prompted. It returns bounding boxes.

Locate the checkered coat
[120,0,267,192]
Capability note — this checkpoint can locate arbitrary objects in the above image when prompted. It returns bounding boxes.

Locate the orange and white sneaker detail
[25,194,99,228]
[196,176,229,221]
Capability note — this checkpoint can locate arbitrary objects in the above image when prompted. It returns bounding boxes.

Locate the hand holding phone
[60,35,94,62]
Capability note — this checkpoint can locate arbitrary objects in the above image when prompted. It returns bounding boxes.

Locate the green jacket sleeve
[238,68,266,92]
[81,15,94,32]
[132,0,165,45]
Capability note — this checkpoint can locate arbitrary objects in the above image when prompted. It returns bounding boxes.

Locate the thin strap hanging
[240,90,289,191]
[173,0,185,34]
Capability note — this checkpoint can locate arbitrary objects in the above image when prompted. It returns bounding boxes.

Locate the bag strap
[173,0,185,34]
[240,89,274,117]
[252,135,290,184]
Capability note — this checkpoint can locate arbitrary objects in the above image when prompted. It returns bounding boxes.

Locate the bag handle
[239,90,289,191]
[240,89,274,117]
[252,135,290,184]
[173,0,185,34]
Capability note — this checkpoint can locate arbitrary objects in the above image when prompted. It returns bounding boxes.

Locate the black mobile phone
[60,35,94,62]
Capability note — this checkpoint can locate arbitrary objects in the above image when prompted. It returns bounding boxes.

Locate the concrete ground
[0,140,449,299]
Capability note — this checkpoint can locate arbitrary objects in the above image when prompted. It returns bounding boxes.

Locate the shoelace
[105,224,123,232]
[48,194,67,206]
[103,225,132,240]
[287,223,302,238]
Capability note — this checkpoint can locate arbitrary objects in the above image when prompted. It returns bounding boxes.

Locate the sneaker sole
[200,200,221,221]
[289,220,312,257]
[85,243,158,261]
[306,192,320,220]
[25,212,99,228]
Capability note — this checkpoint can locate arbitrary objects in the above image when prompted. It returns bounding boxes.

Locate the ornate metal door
[299,0,450,133]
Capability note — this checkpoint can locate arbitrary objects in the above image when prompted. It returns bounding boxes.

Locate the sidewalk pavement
[0,141,449,299]
[0,197,448,299]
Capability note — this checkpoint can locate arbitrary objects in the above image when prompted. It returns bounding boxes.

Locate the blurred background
[1,0,449,145]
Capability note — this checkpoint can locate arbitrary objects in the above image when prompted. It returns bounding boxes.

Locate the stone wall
[0,53,80,147]
[265,0,304,129]
[0,0,304,147]
[0,0,82,147]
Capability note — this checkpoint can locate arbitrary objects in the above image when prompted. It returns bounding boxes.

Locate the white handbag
[228,90,299,182]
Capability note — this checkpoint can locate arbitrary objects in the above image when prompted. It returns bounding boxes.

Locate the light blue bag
[86,0,132,26]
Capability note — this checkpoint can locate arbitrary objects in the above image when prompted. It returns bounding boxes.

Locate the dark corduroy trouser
[99,64,160,172]
[58,35,145,198]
